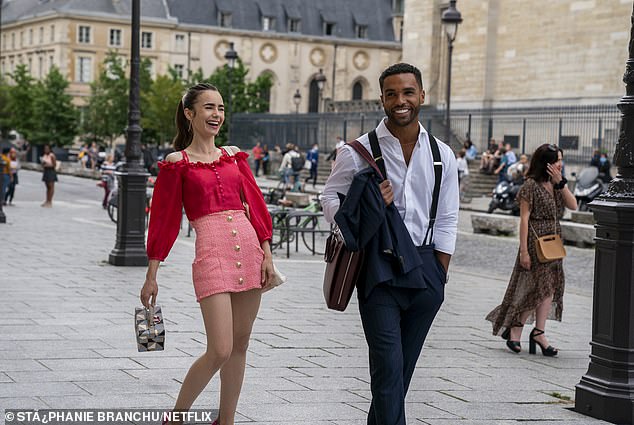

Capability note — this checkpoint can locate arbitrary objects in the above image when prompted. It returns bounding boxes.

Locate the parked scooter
[573,167,608,211]
[487,163,526,215]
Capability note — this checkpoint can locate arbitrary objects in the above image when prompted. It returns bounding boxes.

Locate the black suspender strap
[423,130,443,246]
[368,130,387,180]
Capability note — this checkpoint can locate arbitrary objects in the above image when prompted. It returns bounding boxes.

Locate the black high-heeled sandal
[501,324,522,354]
[529,328,558,356]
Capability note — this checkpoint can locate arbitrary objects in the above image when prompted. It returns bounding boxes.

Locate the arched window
[308,78,320,112]
[352,81,363,100]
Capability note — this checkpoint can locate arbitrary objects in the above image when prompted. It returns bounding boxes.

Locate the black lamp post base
[576,376,634,424]
[109,247,149,266]
[108,169,149,267]
[575,198,634,424]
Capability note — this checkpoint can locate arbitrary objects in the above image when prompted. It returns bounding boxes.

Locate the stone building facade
[404,0,632,110]
[0,0,402,112]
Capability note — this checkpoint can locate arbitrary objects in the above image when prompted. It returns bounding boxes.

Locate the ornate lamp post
[108,0,149,266]
[315,68,326,113]
[293,89,302,114]
[224,42,238,143]
[575,4,634,423]
[441,0,462,145]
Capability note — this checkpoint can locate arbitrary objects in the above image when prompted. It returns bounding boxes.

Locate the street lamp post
[315,68,326,113]
[293,89,302,114]
[108,0,149,266]
[574,3,634,423]
[293,89,302,142]
[224,42,238,144]
[441,0,462,145]
[0,155,6,223]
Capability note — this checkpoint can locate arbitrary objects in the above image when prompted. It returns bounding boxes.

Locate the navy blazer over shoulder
[334,167,434,298]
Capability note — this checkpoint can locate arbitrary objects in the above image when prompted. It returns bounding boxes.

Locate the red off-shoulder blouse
[146,150,272,261]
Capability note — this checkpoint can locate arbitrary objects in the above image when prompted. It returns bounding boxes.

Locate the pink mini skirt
[191,210,264,301]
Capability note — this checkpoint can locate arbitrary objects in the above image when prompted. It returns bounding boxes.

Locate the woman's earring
[188,120,192,133]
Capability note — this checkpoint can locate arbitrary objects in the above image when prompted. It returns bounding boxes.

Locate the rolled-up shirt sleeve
[147,162,183,261]
[321,145,360,223]
[433,148,459,255]
[235,152,273,243]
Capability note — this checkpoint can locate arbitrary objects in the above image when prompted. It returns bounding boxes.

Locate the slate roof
[2,0,397,42]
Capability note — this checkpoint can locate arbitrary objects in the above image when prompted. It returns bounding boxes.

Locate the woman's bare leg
[42,182,54,207]
[217,289,262,425]
[509,309,531,341]
[533,294,554,347]
[172,293,234,415]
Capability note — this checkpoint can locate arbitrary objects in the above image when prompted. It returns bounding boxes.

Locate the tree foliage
[141,74,183,146]
[82,51,129,148]
[30,67,78,146]
[206,59,273,144]
[0,76,11,141]
[6,65,36,141]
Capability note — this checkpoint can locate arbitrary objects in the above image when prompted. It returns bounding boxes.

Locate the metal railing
[232,104,620,164]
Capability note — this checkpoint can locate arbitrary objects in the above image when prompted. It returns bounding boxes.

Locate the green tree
[0,76,11,141]
[30,66,78,146]
[82,51,129,149]
[6,65,36,141]
[207,59,273,144]
[141,75,183,147]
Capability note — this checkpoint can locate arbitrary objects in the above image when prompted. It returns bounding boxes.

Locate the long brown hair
[526,143,560,183]
[173,83,220,151]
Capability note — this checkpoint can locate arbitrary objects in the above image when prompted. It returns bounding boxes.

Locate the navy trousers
[359,249,446,425]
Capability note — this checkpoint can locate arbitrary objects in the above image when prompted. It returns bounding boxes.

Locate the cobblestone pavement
[0,170,607,424]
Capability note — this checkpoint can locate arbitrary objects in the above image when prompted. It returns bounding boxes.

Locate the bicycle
[276,193,330,257]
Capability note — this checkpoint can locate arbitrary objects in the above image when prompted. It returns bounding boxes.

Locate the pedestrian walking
[261,144,270,176]
[140,83,276,425]
[321,63,459,425]
[1,148,11,204]
[252,141,263,176]
[304,143,319,188]
[456,149,469,201]
[5,147,19,205]
[486,144,577,356]
[40,144,57,208]
[278,143,302,191]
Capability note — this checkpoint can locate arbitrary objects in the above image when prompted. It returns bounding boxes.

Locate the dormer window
[356,25,368,39]
[393,0,404,14]
[262,16,275,31]
[288,18,300,33]
[323,22,335,36]
[219,12,232,28]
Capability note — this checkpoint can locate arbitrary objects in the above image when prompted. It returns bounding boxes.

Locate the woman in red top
[140,83,275,425]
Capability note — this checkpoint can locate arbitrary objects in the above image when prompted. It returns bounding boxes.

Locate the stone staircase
[464,159,498,199]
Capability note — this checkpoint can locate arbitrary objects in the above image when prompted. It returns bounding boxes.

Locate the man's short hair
[379,63,423,92]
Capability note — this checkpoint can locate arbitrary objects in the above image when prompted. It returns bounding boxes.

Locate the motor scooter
[573,167,608,211]
[487,163,526,215]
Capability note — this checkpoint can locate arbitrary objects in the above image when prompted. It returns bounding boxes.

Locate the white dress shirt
[321,119,459,255]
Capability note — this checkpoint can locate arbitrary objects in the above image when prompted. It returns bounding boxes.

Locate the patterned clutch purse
[134,305,165,352]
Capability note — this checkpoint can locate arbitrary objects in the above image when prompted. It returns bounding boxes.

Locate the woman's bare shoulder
[165,151,183,163]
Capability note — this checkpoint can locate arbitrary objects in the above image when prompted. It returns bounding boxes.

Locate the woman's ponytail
[173,99,192,151]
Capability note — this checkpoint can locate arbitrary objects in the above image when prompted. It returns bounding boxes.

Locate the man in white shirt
[321,63,459,425]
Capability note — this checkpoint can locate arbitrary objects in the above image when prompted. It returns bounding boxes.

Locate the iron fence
[233,104,620,164]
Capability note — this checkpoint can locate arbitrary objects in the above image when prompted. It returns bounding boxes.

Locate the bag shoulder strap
[347,139,385,181]
[222,145,240,156]
[423,130,443,245]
